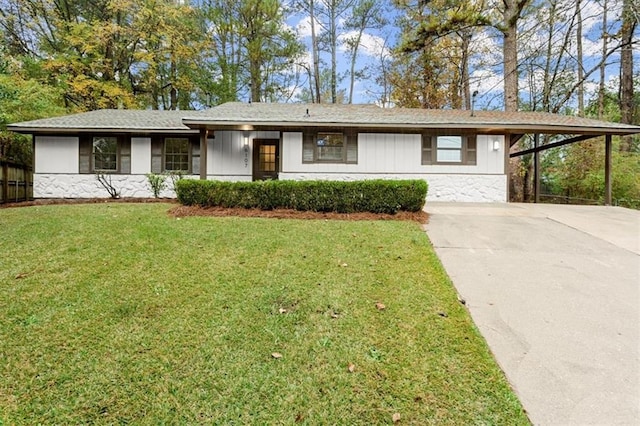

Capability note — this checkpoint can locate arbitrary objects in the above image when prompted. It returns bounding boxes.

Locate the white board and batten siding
[34,135,163,198]
[131,137,152,175]
[33,131,507,202]
[34,136,79,174]
[280,132,507,202]
[207,130,279,181]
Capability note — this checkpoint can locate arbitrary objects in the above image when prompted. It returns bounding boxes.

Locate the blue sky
[284,0,639,111]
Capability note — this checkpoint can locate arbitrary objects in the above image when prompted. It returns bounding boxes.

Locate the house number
[244,145,249,168]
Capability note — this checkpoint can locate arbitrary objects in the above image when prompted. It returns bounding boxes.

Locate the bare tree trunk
[170,57,177,110]
[598,0,608,119]
[347,33,362,104]
[461,30,471,110]
[502,0,528,112]
[329,0,338,103]
[576,0,584,116]
[542,0,557,112]
[309,0,321,103]
[619,0,636,151]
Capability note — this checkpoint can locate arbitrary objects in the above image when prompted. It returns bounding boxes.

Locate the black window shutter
[346,131,357,163]
[465,135,477,165]
[151,137,163,173]
[79,136,92,173]
[120,137,131,174]
[421,135,434,165]
[190,138,200,175]
[302,132,315,163]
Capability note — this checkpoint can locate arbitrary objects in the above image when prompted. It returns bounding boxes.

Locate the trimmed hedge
[175,179,427,214]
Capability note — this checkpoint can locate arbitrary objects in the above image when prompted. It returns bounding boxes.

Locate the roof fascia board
[7,127,198,134]
[182,120,640,136]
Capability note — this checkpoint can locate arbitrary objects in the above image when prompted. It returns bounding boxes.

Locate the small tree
[146,173,167,198]
[96,174,121,199]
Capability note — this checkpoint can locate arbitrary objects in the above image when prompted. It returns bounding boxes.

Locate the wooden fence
[0,160,33,204]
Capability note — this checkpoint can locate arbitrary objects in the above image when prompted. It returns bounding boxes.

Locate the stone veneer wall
[34,174,178,198]
[35,173,506,202]
[34,174,252,199]
[278,173,507,202]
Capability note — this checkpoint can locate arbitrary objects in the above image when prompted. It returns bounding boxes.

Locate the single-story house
[8,102,640,202]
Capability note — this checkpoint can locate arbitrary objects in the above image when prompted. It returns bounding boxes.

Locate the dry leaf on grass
[278,308,287,314]
[15,273,28,279]
[271,352,283,359]
[375,302,386,311]
[348,363,356,373]
[392,412,401,423]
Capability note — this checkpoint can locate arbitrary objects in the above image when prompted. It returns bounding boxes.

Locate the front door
[252,139,279,181]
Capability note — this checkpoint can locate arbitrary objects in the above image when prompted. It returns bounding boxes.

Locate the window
[164,137,190,172]
[79,135,130,174]
[150,136,197,174]
[259,144,276,172]
[303,130,357,164]
[93,136,118,172]
[422,134,476,165]
[316,133,344,161]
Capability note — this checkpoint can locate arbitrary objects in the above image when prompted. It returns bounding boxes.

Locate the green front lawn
[0,203,528,424]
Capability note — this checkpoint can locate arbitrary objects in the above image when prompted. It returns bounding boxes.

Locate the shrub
[175,179,428,214]
[146,173,167,198]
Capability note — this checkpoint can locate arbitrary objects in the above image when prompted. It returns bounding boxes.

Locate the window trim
[92,135,120,173]
[150,135,199,175]
[302,129,357,164]
[163,137,191,173]
[422,134,477,166]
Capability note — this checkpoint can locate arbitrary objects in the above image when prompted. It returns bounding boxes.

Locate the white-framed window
[422,134,477,165]
[164,137,190,172]
[303,130,357,164]
[316,132,344,161]
[92,136,118,172]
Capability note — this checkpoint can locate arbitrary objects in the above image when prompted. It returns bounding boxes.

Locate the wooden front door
[252,139,279,181]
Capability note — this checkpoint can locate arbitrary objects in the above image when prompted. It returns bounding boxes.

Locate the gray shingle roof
[8,103,640,136]
[181,102,640,135]
[7,109,198,133]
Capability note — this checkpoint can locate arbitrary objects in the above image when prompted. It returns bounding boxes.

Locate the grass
[0,203,529,424]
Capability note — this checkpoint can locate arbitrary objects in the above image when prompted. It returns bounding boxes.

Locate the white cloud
[299,51,314,67]
[294,15,321,39]
[338,31,390,58]
[582,37,604,58]
[581,0,624,34]
[469,69,503,96]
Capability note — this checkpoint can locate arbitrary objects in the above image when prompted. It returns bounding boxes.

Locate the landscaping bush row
[175,179,427,214]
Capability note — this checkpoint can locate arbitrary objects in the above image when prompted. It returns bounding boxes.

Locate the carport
[425,202,639,425]
[509,130,636,205]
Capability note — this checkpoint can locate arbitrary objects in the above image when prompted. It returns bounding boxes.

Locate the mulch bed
[1,198,428,223]
[169,205,429,223]
[0,198,176,208]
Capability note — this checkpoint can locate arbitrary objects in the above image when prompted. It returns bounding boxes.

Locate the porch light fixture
[243,131,250,146]
[492,138,500,151]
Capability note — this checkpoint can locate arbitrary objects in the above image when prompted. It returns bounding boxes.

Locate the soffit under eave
[183,121,640,136]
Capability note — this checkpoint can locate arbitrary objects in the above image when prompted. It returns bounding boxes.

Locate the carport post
[200,128,208,180]
[604,134,612,206]
[533,134,540,203]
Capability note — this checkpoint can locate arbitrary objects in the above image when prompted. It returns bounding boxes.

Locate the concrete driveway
[424,203,639,425]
